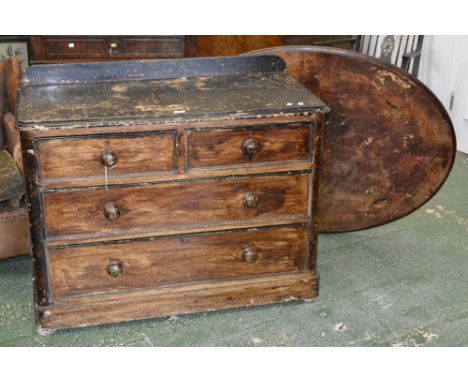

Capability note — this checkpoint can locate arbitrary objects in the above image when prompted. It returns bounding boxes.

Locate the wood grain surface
[186,123,311,169]
[244,46,456,232]
[44,173,310,243]
[48,225,308,296]
[196,36,285,57]
[3,56,21,112]
[42,36,185,58]
[17,56,324,331]
[38,271,318,330]
[37,130,176,182]
[29,36,191,64]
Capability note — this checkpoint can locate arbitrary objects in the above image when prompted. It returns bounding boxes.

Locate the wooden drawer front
[44,173,309,242]
[187,124,311,169]
[37,131,176,183]
[43,36,185,58]
[44,38,107,56]
[48,226,308,297]
[117,37,185,57]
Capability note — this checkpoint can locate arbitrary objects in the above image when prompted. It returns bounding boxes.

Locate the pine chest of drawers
[16,56,328,332]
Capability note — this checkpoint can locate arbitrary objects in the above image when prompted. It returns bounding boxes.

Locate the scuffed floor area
[1,152,467,346]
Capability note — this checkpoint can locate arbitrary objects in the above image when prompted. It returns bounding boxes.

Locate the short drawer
[186,123,312,169]
[44,173,309,243]
[48,225,308,297]
[37,131,177,183]
[43,36,186,58]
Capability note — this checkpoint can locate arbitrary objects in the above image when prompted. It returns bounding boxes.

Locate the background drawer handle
[109,41,120,51]
[243,192,259,209]
[242,247,258,264]
[100,150,118,168]
[107,260,123,278]
[104,202,121,221]
[242,138,260,159]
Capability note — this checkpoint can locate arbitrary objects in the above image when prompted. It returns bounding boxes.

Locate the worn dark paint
[22,55,286,86]
[17,66,325,128]
[20,131,51,307]
[245,46,456,232]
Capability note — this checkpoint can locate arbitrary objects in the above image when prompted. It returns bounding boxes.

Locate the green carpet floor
[1,152,467,346]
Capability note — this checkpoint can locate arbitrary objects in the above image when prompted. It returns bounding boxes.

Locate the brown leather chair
[0,57,31,259]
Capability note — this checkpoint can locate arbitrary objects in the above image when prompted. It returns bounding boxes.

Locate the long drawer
[48,225,308,297]
[44,173,310,243]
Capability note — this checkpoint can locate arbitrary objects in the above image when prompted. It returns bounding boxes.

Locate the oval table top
[245,46,456,232]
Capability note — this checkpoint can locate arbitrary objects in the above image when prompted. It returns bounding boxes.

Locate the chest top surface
[16,55,327,130]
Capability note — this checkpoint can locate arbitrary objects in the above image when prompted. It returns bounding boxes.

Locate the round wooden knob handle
[107,260,123,278]
[104,202,120,221]
[242,247,258,264]
[100,150,118,168]
[243,192,259,209]
[242,138,260,159]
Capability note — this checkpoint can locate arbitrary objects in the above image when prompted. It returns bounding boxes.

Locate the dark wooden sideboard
[28,36,197,64]
[27,36,356,64]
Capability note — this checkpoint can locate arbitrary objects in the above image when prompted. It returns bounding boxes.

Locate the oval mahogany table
[244,46,456,232]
